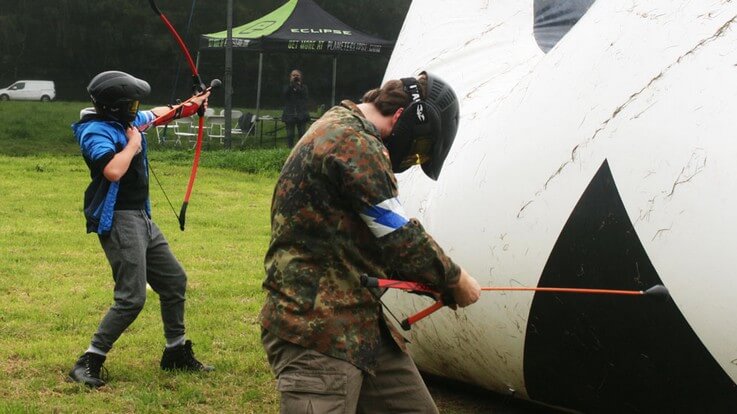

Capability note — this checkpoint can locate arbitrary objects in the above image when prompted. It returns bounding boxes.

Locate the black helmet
[385,71,459,180]
[87,71,150,123]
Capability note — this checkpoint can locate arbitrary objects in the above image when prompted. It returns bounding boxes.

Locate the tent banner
[290,39,384,53]
[200,0,393,55]
[202,37,385,54]
[203,38,254,48]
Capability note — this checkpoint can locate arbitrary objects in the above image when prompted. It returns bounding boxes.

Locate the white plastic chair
[218,109,243,120]
[173,118,198,148]
[206,115,226,144]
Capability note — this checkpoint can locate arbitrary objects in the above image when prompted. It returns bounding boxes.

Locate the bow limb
[179,116,204,230]
[148,0,204,92]
[401,301,445,331]
[360,274,446,331]
[148,0,206,231]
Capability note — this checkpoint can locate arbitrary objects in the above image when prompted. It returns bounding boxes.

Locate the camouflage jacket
[259,100,460,373]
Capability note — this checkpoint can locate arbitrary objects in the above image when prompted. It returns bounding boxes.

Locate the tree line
[0,0,411,109]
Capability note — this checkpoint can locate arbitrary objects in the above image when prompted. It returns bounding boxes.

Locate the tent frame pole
[223,0,234,148]
[256,52,263,120]
[332,56,337,107]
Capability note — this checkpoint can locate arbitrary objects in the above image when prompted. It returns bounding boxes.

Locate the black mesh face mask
[104,99,140,123]
[386,73,459,180]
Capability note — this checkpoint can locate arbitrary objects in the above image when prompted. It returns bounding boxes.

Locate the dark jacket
[281,81,309,123]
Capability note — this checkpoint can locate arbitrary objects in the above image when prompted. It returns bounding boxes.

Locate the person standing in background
[281,69,310,148]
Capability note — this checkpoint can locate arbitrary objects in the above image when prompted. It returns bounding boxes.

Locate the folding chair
[154,125,170,144]
[155,124,180,145]
[232,112,257,146]
[206,116,226,144]
[173,118,198,148]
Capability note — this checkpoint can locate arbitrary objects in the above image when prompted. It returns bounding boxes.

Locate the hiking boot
[160,340,213,372]
[68,352,107,388]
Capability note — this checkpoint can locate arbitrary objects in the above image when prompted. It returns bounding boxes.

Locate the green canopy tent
[198,0,394,124]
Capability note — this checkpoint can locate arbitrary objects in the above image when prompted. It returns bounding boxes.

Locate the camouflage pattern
[259,100,460,373]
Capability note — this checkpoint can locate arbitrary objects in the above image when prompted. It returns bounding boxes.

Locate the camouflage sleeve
[380,219,461,289]
[324,126,461,289]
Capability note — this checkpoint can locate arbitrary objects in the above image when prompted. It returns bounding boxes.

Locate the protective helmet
[385,71,459,180]
[87,71,150,123]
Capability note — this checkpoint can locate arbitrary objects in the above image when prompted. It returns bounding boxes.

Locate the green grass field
[0,101,534,414]
[0,158,281,413]
[0,101,286,412]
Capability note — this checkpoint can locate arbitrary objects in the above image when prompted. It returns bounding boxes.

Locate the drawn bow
[148,0,216,231]
[360,274,669,331]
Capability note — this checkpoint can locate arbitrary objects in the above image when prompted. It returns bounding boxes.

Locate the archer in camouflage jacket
[259,100,460,373]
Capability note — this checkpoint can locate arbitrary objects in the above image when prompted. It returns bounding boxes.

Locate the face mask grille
[128,100,140,118]
[398,136,433,170]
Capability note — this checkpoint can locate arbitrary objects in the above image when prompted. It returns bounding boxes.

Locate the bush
[0,101,292,175]
[151,148,291,175]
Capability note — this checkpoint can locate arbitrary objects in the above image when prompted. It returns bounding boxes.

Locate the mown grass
[0,154,280,413]
[0,101,286,412]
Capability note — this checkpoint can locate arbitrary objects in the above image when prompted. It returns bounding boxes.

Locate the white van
[0,80,56,102]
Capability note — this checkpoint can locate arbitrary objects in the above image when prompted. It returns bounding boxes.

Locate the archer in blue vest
[69,71,213,388]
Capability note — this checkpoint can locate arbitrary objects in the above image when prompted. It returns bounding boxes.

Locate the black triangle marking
[523,160,737,412]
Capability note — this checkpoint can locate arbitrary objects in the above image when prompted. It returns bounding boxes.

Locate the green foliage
[148,148,290,176]
[0,101,81,156]
[206,149,290,175]
[0,101,291,176]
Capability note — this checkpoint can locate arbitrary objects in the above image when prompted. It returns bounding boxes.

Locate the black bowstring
[149,161,180,223]
[365,286,406,329]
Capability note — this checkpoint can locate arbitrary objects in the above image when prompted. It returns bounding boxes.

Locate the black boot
[68,352,107,388]
[160,340,213,372]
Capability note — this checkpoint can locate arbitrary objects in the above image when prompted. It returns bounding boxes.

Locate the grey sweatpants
[262,326,439,414]
[91,210,187,352]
